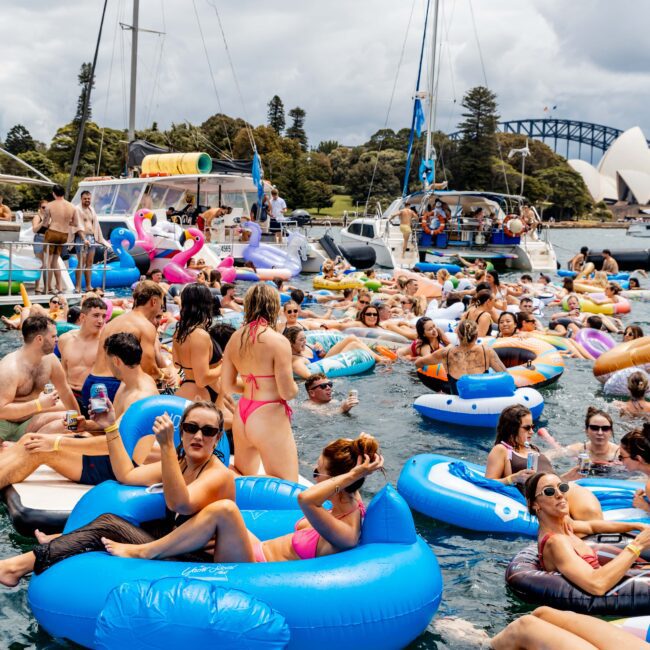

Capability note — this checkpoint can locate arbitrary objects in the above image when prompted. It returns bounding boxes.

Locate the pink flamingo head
[172,228,205,268]
[218,256,235,269]
[133,209,157,258]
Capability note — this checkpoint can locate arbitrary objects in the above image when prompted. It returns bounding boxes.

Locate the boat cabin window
[99,220,129,241]
[348,222,376,238]
[114,184,143,215]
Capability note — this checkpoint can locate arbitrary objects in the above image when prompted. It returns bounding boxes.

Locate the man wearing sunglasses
[4,333,159,490]
[304,373,359,414]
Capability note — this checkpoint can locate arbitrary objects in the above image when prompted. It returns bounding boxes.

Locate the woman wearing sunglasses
[0,401,235,587]
[485,405,603,520]
[619,425,650,514]
[399,316,449,360]
[285,326,390,380]
[564,408,620,469]
[100,434,383,565]
[524,472,650,596]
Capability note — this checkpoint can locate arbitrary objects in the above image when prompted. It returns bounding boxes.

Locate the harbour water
[0,227,648,648]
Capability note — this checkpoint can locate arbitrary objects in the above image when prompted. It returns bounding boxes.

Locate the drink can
[348,389,358,399]
[43,383,55,395]
[526,452,539,472]
[578,453,591,476]
[65,410,79,431]
[90,383,108,413]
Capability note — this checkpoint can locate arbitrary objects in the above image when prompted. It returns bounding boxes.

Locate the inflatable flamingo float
[217,256,237,283]
[133,209,157,259]
[162,228,205,284]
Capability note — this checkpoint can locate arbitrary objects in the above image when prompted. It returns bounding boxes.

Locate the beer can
[578,453,591,477]
[348,389,358,399]
[90,383,108,413]
[43,383,55,395]
[526,452,539,472]
[65,410,79,431]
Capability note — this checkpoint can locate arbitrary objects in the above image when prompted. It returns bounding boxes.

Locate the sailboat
[340,0,558,271]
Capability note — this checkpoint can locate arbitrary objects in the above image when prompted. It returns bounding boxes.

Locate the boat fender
[94,578,290,649]
[457,372,516,399]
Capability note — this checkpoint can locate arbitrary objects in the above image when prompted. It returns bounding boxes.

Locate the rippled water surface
[0,227,648,648]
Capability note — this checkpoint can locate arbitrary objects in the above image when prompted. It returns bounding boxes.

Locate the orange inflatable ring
[593,336,650,383]
[503,215,520,238]
[420,213,433,235]
[421,212,446,236]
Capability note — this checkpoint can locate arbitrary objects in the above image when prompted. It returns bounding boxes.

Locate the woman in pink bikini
[101,434,383,564]
[221,283,299,481]
[525,472,650,595]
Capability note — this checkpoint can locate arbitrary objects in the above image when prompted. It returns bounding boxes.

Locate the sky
[1,0,649,160]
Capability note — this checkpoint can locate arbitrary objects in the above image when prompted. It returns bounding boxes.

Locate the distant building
[569,127,650,205]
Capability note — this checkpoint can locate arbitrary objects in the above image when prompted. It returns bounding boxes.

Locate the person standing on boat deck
[43,184,77,293]
[0,333,160,493]
[72,190,111,293]
[0,316,77,441]
[270,188,288,243]
[31,200,49,293]
[391,205,416,255]
[601,249,619,274]
[521,202,539,239]
[0,194,13,221]
[221,282,299,482]
[251,194,271,233]
[85,281,166,413]
[568,246,589,273]
[200,205,231,243]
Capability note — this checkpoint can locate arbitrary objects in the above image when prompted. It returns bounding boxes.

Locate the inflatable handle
[94,578,290,649]
[360,485,416,545]
[457,372,515,399]
[119,395,230,468]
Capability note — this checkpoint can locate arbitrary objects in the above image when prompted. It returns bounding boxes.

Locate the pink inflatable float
[217,256,237,283]
[162,228,204,284]
[133,209,156,260]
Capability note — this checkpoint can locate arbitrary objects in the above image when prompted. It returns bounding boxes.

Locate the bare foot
[101,537,149,559]
[0,559,24,588]
[34,529,60,544]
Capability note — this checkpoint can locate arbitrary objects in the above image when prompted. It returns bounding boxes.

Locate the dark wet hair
[497,311,517,337]
[284,326,305,347]
[562,278,574,292]
[627,372,649,401]
[524,472,557,515]
[220,282,236,297]
[495,405,533,448]
[175,284,213,344]
[52,184,65,197]
[207,323,235,364]
[625,325,644,340]
[209,270,221,287]
[621,424,650,464]
[80,296,107,313]
[322,434,380,493]
[22,315,55,343]
[445,292,462,307]
[177,401,225,462]
[104,332,142,367]
[357,304,380,324]
[629,277,641,289]
[415,317,437,347]
[290,289,305,305]
[487,270,500,287]
[584,406,613,436]
[585,315,604,330]
[67,305,81,324]
[305,372,327,392]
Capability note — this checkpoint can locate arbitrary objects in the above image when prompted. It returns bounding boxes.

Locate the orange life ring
[421,212,446,235]
[503,215,520,238]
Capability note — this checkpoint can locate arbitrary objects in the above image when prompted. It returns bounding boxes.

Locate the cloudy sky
[1,0,649,160]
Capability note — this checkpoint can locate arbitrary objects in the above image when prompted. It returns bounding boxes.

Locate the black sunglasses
[520,424,534,431]
[311,381,333,390]
[588,424,612,432]
[365,312,379,317]
[181,421,221,438]
[358,300,370,305]
[536,482,570,498]
[286,309,299,314]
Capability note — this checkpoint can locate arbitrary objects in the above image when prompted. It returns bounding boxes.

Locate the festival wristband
[34,399,42,413]
[53,435,62,452]
[505,475,512,485]
[625,543,642,558]
[104,423,119,434]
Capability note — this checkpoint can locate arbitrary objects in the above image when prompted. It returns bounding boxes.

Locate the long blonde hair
[241,283,280,348]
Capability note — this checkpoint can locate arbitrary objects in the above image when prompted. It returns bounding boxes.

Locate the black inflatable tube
[587,249,650,271]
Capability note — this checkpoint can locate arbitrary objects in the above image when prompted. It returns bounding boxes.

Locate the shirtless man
[0,315,77,441]
[521,203,538,239]
[392,205,416,254]
[601,249,619,274]
[44,185,77,293]
[0,332,159,490]
[83,280,165,410]
[200,205,231,243]
[0,194,12,221]
[568,246,589,273]
[73,191,111,292]
[220,283,243,312]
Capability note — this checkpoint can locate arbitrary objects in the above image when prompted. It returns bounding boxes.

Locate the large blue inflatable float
[397,453,650,536]
[28,397,442,648]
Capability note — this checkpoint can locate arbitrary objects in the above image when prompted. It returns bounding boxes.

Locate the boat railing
[0,239,109,296]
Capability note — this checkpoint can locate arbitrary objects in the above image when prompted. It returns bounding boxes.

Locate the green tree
[533,165,592,219]
[455,86,499,190]
[305,180,333,213]
[4,125,36,155]
[200,113,249,158]
[316,140,339,155]
[232,125,281,159]
[346,155,401,207]
[267,95,286,135]
[286,107,308,151]
[74,62,95,125]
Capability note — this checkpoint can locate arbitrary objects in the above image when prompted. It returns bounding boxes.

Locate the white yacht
[340,191,558,271]
[627,220,650,237]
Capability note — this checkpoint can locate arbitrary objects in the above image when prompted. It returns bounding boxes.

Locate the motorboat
[627,220,650,238]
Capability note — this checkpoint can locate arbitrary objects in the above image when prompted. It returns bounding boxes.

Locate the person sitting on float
[460,290,495,338]
[99,434,384,564]
[614,371,650,418]
[0,401,234,587]
[496,312,518,338]
[401,316,450,360]
[485,405,603,520]
[628,277,642,290]
[588,282,624,306]
[285,326,390,380]
[525,471,650,595]
[549,293,584,337]
[623,324,644,342]
[619,425,650,514]
[415,320,505,395]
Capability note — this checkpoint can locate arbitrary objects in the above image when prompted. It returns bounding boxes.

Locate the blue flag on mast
[252,152,264,202]
[414,98,425,138]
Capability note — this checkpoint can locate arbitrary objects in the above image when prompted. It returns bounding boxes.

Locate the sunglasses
[618,452,631,461]
[286,309,299,314]
[358,300,370,305]
[180,421,221,438]
[520,424,534,431]
[313,468,331,480]
[365,312,379,317]
[536,482,570,498]
[311,381,333,390]
[588,424,612,433]
[50,300,61,306]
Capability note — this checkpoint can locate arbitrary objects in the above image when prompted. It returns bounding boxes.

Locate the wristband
[34,399,43,413]
[104,423,119,434]
[53,435,62,452]
[625,543,642,558]
[505,475,512,485]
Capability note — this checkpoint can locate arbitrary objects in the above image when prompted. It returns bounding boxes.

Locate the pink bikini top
[538,533,600,571]
[292,500,366,560]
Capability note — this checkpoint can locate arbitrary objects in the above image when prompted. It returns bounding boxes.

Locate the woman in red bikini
[101,434,383,564]
[525,472,650,595]
[221,283,299,481]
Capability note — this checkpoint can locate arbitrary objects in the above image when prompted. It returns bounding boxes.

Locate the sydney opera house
[569,127,650,206]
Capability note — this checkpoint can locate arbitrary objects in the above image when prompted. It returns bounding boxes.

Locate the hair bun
[353,433,379,460]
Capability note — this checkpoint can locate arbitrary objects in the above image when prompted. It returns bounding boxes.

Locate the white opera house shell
[568,127,650,205]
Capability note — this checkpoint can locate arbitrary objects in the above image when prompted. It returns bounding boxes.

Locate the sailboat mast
[128,0,139,142]
[424,0,439,187]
